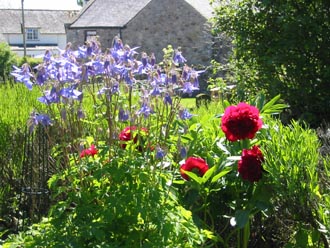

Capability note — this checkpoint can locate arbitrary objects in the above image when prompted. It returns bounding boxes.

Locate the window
[26,28,39,41]
[85,30,97,42]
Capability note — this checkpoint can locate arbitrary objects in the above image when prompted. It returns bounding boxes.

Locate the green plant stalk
[242,219,250,248]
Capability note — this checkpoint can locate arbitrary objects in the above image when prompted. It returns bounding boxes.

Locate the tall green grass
[0,83,43,128]
[0,83,44,230]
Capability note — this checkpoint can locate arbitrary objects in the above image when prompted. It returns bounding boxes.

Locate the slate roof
[185,0,214,19]
[70,0,214,28]
[0,9,78,41]
[70,0,153,28]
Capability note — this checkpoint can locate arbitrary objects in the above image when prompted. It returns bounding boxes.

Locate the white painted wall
[5,33,67,57]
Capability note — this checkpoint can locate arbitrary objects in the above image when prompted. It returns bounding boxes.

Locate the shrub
[211,0,330,126]
[0,43,17,82]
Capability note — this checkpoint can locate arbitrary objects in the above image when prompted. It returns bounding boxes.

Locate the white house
[0,8,78,57]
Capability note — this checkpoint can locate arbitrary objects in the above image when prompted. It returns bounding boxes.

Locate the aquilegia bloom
[221,102,263,142]
[11,64,34,90]
[80,144,98,158]
[118,108,130,122]
[155,146,165,159]
[179,108,194,120]
[180,157,209,181]
[238,145,264,182]
[28,112,52,132]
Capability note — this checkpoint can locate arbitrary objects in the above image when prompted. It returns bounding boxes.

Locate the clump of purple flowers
[11,36,203,139]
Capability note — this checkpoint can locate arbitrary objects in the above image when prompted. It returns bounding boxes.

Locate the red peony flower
[119,126,148,149]
[180,157,209,181]
[238,145,264,182]
[221,102,263,142]
[80,144,98,158]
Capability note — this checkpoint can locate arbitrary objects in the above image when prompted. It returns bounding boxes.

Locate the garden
[0,1,330,247]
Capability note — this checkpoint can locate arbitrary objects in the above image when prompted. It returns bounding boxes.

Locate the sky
[0,0,81,10]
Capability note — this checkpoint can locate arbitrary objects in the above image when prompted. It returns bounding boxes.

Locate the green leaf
[223,100,231,109]
[260,94,287,115]
[202,165,216,183]
[234,209,250,229]
[182,170,203,184]
[172,179,185,185]
[211,166,233,183]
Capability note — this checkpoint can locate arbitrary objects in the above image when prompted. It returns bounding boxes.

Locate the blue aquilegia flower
[155,146,166,159]
[179,108,195,120]
[190,69,205,88]
[137,102,153,119]
[118,108,130,122]
[77,109,85,119]
[11,64,34,90]
[164,93,173,105]
[35,66,48,86]
[28,112,52,132]
[180,146,187,159]
[43,50,52,63]
[60,85,83,101]
[182,82,199,95]
[173,48,187,65]
[38,87,60,105]
[150,85,161,96]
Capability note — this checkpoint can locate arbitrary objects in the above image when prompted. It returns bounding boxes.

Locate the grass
[180,98,196,109]
[0,83,43,128]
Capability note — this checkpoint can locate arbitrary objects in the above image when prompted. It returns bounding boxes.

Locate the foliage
[76,0,83,7]
[0,43,18,82]
[2,34,330,248]
[3,36,211,247]
[2,150,208,247]
[0,123,25,233]
[0,83,43,127]
[261,119,330,247]
[17,56,43,69]
[211,0,330,126]
[0,83,45,236]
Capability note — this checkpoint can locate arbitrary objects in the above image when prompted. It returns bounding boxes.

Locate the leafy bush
[211,0,330,126]
[0,43,18,82]
[3,149,208,247]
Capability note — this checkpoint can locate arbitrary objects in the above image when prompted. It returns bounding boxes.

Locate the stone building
[66,0,215,66]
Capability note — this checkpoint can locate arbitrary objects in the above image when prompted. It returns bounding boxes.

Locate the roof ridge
[70,0,96,26]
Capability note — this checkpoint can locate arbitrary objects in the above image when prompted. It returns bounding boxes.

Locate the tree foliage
[0,43,17,82]
[211,0,330,126]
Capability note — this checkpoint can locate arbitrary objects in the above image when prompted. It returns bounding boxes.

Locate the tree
[211,0,330,126]
[76,0,83,7]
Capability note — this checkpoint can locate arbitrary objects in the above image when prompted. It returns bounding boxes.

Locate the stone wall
[66,26,121,50]
[66,0,214,66]
[122,0,213,66]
